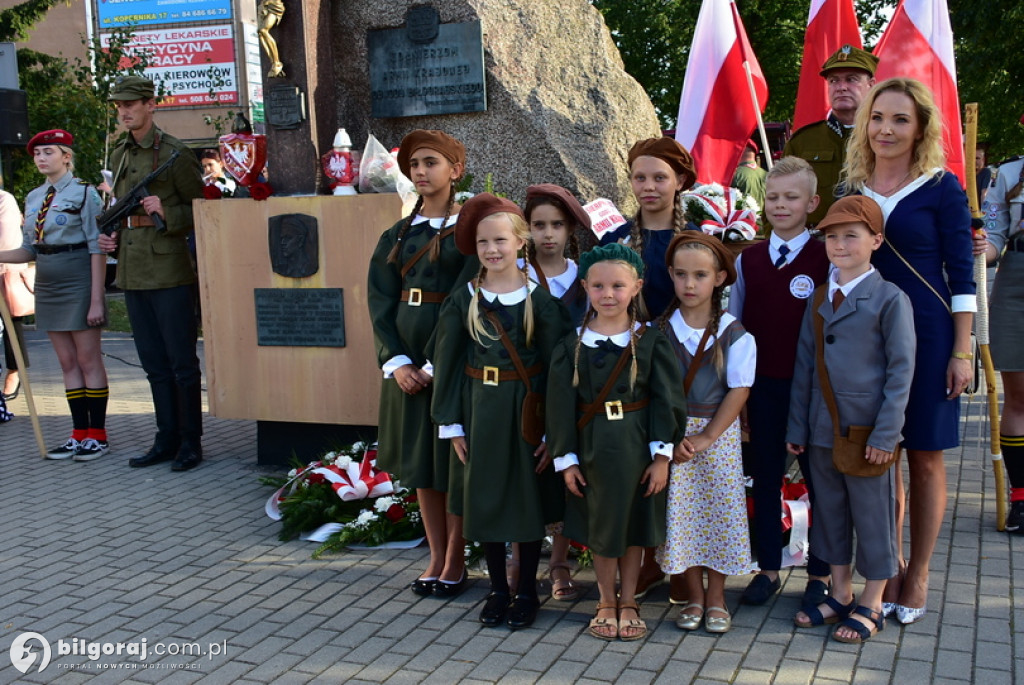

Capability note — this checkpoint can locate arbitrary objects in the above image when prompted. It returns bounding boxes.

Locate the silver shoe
[881,602,898,618]
[895,604,927,625]
[675,603,704,631]
[704,605,732,634]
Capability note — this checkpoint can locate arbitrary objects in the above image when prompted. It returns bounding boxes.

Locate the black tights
[484,540,541,598]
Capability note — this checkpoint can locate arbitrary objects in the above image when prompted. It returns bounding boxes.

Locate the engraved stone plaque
[368,19,486,118]
[266,83,306,129]
[255,288,346,347]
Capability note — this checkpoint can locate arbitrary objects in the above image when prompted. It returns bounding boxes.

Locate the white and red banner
[873,0,964,184]
[675,0,769,186]
[102,25,238,108]
[791,0,863,131]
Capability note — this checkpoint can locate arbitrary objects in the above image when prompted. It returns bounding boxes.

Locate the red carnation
[249,181,273,201]
[307,473,326,485]
[202,185,223,199]
[385,503,405,523]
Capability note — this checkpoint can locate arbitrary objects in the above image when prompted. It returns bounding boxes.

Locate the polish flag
[873,0,965,185]
[791,0,863,131]
[676,0,768,186]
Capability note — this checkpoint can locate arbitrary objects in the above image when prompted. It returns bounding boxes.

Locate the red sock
[88,428,108,442]
[1011,488,1024,503]
[71,428,88,441]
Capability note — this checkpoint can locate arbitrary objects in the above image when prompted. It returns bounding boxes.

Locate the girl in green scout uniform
[547,243,686,641]
[367,130,477,599]
[0,130,111,460]
[655,232,756,634]
[432,193,572,630]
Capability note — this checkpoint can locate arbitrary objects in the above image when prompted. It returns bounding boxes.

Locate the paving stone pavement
[0,328,1020,684]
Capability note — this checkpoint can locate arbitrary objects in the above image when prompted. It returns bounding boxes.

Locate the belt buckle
[482,366,500,386]
[605,400,624,421]
[407,287,423,306]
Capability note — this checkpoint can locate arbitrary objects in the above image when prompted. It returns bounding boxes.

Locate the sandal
[588,602,618,641]
[793,596,856,628]
[548,561,579,602]
[833,605,884,644]
[617,602,647,641]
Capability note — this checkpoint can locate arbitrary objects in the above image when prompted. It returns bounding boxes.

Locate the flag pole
[743,61,773,170]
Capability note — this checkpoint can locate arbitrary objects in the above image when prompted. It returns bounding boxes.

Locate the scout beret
[820,45,879,77]
[627,137,697,190]
[454,192,524,255]
[26,129,73,154]
[816,195,884,236]
[579,242,645,279]
[524,184,592,229]
[397,129,466,179]
[665,231,737,286]
[109,75,156,101]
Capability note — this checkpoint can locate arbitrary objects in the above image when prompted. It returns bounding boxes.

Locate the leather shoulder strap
[400,225,455,279]
[576,327,646,430]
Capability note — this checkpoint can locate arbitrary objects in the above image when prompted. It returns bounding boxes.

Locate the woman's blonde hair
[467,212,535,347]
[840,77,945,193]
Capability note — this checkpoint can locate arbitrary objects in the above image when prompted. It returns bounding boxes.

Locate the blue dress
[864,172,974,451]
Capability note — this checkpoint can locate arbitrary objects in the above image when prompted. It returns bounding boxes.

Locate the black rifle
[97,148,181,235]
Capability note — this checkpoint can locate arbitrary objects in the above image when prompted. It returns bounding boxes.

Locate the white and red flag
[791,0,863,131]
[873,0,965,184]
[675,0,768,186]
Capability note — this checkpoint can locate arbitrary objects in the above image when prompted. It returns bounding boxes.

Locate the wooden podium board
[194,194,402,426]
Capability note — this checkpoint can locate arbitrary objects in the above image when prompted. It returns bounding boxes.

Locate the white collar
[861,169,940,220]
[668,308,736,345]
[580,321,644,348]
[468,282,535,304]
[769,230,811,252]
[828,266,875,299]
[412,213,459,229]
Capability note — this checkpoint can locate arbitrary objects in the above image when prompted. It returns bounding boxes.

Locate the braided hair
[465,213,535,348]
[660,240,728,374]
[385,181,457,264]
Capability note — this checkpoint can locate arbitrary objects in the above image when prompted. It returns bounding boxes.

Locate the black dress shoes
[740,573,781,605]
[128,445,177,468]
[506,594,540,630]
[171,444,203,471]
[479,592,510,626]
[432,571,468,598]
[410,578,437,596]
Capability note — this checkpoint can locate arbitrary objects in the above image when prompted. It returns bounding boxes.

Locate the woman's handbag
[1,264,35,317]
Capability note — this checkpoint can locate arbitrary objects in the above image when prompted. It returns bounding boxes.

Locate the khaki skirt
[34,250,93,332]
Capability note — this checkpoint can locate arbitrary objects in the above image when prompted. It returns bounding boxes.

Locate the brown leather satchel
[481,307,546,445]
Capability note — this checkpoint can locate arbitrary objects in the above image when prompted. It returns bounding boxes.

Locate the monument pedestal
[194,194,403,464]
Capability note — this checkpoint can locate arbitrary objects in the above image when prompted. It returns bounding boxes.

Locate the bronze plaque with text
[254,288,345,347]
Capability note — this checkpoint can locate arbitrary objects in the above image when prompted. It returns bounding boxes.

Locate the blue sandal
[833,605,884,644]
[793,596,856,628]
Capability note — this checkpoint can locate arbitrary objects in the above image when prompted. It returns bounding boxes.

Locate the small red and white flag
[873,0,964,184]
[675,0,768,186]
[791,0,863,131]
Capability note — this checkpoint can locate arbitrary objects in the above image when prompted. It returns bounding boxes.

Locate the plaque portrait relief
[269,213,319,278]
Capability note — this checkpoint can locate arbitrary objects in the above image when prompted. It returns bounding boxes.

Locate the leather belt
[35,241,88,255]
[465,363,542,386]
[123,215,156,229]
[577,398,650,421]
[400,288,446,306]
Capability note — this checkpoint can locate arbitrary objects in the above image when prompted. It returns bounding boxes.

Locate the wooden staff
[963,102,1007,530]
[0,291,47,459]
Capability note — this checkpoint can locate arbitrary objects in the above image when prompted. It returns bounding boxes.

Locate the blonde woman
[839,78,974,625]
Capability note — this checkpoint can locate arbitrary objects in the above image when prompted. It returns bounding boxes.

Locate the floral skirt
[656,417,755,576]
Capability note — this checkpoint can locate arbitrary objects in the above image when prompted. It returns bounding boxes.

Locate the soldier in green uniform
[98,75,205,472]
[784,45,878,225]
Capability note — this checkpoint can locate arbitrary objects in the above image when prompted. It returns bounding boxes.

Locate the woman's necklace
[869,170,913,197]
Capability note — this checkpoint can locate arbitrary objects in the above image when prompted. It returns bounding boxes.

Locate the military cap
[26,129,73,154]
[109,75,156,101]
[820,45,879,77]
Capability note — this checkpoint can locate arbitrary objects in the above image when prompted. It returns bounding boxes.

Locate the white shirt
[667,310,757,389]
[728,230,812,317]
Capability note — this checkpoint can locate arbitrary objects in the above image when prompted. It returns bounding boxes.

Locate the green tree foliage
[0,0,67,42]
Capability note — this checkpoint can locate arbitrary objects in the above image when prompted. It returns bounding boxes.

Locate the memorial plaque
[266,83,306,129]
[368,19,486,118]
[255,288,346,347]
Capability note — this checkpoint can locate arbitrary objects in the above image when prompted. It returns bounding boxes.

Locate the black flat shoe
[506,594,540,630]
[741,573,781,605]
[410,577,437,596]
[479,592,510,627]
[432,570,468,598]
[128,445,177,468]
[171,444,203,471]
[2,379,20,401]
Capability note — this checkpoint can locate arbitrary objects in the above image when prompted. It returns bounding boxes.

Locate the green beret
[820,45,879,77]
[579,243,644,279]
[109,75,156,101]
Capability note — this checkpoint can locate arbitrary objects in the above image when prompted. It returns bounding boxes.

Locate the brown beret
[816,195,884,235]
[397,129,466,179]
[455,192,525,255]
[820,45,879,77]
[628,137,697,190]
[27,129,74,154]
[665,231,737,286]
[524,184,591,230]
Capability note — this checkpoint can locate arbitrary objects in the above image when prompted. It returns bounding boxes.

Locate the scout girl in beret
[546,243,686,641]
[431,193,572,630]
[367,129,476,599]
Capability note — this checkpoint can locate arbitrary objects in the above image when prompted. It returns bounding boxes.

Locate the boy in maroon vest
[728,157,832,606]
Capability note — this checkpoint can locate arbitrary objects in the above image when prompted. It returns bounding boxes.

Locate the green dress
[432,283,572,542]
[546,326,686,558]
[367,217,477,491]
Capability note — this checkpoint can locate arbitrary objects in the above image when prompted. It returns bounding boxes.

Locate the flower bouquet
[681,183,763,254]
[261,443,424,558]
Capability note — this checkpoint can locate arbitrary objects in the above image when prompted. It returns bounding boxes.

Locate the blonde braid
[428,182,456,262]
[628,309,638,389]
[521,260,535,348]
[467,265,497,345]
[387,195,424,264]
[629,213,645,257]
